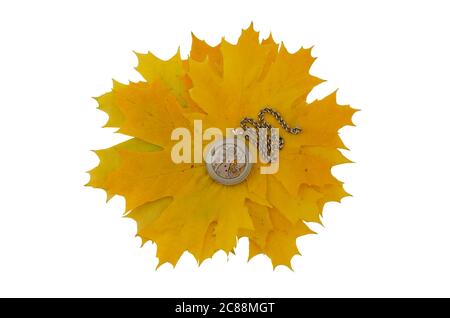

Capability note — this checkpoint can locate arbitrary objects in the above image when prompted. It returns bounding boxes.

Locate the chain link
[240,107,301,161]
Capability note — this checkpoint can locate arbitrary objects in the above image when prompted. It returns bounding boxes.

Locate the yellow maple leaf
[88,23,357,269]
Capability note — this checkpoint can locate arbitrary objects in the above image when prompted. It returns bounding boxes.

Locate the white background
[1,0,449,297]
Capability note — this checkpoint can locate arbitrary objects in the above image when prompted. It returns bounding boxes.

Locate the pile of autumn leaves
[88,25,357,269]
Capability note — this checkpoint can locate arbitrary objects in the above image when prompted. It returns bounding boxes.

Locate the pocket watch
[205,108,301,185]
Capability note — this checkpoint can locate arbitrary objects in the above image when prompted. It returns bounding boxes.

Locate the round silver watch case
[205,138,253,186]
